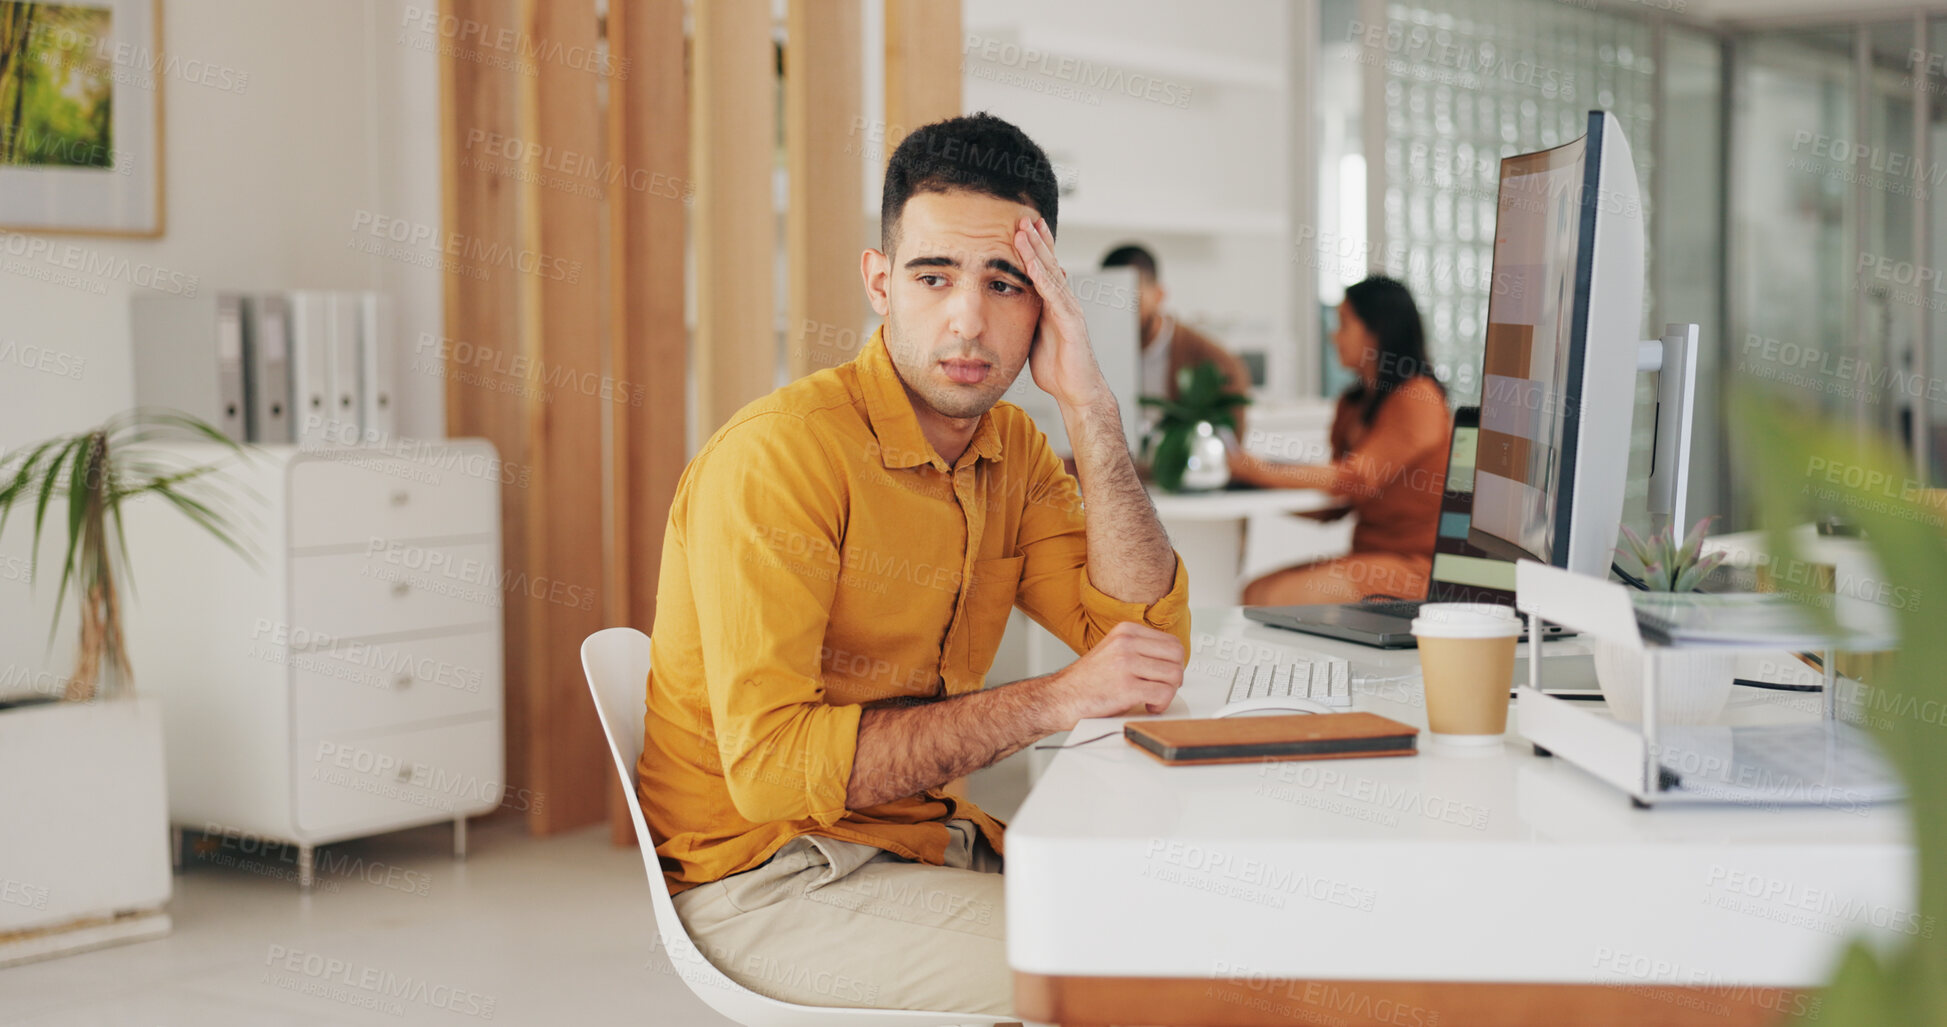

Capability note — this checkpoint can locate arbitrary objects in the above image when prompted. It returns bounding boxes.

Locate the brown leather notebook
[1123,712,1419,766]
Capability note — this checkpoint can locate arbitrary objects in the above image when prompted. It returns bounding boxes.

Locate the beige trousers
[670,818,1012,1018]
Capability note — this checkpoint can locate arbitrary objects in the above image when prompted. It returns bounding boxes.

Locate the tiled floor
[0,754,1037,1026]
[0,817,742,1025]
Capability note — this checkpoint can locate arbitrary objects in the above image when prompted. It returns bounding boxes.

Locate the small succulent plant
[1618,515,1725,593]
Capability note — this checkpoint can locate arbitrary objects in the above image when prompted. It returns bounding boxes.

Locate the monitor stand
[1637,322,1701,536]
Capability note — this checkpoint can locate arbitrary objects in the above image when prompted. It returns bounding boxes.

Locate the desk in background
[1149,485,1341,607]
[1005,607,1914,1026]
[1146,396,1348,608]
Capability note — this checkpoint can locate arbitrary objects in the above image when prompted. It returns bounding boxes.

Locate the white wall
[959,0,1291,387]
[0,0,441,698]
[844,2,1293,397]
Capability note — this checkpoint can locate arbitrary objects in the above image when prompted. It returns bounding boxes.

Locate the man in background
[1101,243,1253,441]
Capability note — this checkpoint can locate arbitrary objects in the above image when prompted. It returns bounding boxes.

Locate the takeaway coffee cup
[1411,603,1522,744]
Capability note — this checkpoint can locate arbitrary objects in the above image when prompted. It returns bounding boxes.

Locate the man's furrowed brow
[985,258,1031,286]
[903,254,1032,288]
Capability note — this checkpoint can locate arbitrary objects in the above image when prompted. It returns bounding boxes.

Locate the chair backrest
[580,628,1011,1027]
[579,628,762,1017]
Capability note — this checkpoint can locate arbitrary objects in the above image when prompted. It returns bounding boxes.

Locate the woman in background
[1227,276,1451,605]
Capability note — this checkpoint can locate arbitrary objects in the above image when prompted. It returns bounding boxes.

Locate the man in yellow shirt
[638,112,1191,1017]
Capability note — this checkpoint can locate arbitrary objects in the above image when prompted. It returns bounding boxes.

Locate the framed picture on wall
[0,0,162,236]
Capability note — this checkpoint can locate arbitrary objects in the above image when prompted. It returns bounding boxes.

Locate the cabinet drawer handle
[391,581,411,597]
[390,490,410,507]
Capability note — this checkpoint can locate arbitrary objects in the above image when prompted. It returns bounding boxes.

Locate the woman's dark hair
[1341,276,1442,425]
[880,112,1058,256]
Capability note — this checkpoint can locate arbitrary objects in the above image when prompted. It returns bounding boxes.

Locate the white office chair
[580,628,1017,1027]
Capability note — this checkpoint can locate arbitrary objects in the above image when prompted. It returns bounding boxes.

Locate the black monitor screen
[1428,409,1518,604]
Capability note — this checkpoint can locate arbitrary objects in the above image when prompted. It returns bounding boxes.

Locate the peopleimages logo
[400,4,626,79]
[0,232,199,295]
[961,34,1194,109]
[0,124,132,174]
[348,210,582,285]
[263,945,496,1019]
[461,128,692,202]
[27,18,250,93]
[1345,20,1574,98]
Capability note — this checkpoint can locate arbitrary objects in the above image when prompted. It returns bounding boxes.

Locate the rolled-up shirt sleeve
[1012,429,1193,657]
[685,415,860,827]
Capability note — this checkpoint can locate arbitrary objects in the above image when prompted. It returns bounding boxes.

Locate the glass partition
[1375,0,1655,410]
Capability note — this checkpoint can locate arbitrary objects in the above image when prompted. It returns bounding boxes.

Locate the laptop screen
[1428,409,1520,604]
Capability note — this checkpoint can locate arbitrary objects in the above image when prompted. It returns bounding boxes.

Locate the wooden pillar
[884,0,964,799]
[605,0,690,847]
[512,0,611,834]
[694,0,777,434]
[786,0,867,378]
[440,0,614,838]
[439,0,536,829]
[884,0,961,150]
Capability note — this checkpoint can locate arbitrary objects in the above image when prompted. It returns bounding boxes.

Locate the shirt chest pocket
[960,555,1024,681]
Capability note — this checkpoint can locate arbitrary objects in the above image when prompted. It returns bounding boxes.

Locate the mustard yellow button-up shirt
[638,326,1191,895]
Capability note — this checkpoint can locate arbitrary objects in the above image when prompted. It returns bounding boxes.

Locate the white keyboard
[1223,658,1352,708]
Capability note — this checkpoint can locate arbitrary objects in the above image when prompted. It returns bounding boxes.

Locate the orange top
[1328,376,1452,561]
[638,326,1192,895]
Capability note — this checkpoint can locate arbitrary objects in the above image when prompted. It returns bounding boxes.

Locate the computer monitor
[1468,110,1645,579]
[1426,407,1516,603]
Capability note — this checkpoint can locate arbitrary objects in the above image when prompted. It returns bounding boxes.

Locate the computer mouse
[1213,696,1334,718]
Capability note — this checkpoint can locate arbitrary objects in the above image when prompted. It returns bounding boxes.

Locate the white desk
[1148,486,1340,607]
[1005,607,1915,1026]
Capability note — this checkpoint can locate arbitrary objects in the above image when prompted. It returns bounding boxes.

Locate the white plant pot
[1591,640,1737,726]
[1178,421,1232,492]
[0,696,173,967]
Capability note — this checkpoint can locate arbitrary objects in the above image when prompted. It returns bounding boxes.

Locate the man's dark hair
[1100,244,1159,282]
[880,112,1058,256]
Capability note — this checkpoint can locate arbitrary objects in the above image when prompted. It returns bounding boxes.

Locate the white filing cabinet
[122,441,504,887]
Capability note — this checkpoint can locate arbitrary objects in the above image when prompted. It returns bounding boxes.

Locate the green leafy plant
[0,409,255,703]
[1617,515,1726,592]
[1734,391,1947,1024]
[1138,360,1250,493]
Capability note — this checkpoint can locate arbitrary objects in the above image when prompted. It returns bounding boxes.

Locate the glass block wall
[1376,0,1657,408]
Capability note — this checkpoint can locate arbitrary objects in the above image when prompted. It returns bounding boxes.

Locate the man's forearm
[1060,394,1176,602]
[845,675,1067,809]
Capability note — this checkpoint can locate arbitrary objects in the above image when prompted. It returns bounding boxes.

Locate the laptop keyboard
[1354,598,1567,635]
[1225,660,1353,707]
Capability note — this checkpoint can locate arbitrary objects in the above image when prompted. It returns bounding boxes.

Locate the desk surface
[1006,607,1915,989]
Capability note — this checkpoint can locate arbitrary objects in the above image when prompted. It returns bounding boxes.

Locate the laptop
[1243,407,1574,649]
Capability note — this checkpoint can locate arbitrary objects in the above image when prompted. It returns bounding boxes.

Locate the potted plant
[1592,516,1735,724]
[1139,360,1251,493]
[0,410,251,967]
[1734,394,1945,1024]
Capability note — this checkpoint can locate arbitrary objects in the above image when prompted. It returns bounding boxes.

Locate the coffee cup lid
[1411,602,1522,639]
